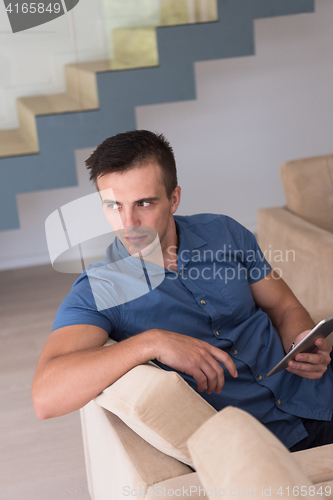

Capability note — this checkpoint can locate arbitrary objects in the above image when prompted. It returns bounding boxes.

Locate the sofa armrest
[187,407,323,499]
[81,339,209,499]
[94,363,216,466]
[80,399,193,500]
[257,207,333,337]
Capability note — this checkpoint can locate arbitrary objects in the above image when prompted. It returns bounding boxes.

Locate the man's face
[97,162,181,259]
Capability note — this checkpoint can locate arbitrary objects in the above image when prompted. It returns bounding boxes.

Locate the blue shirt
[53,213,333,448]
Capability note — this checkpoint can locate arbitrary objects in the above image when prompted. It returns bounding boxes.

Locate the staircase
[0,0,314,230]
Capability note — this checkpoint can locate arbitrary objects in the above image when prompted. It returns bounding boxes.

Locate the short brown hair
[85,130,178,198]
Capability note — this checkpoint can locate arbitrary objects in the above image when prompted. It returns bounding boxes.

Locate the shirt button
[257,374,263,381]
[277,399,282,405]
[179,270,182,276]
[200,300,206,305]
[216,331,220,336]
[232,349,238,355]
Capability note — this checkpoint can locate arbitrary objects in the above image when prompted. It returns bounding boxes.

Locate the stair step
[18,92,97,116]
[0,129,38,158]
[0,24,161,160]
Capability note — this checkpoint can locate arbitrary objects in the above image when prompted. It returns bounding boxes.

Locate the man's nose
[121,208,140,228]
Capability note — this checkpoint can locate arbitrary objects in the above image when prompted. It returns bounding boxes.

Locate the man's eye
[138,201,151,208]
[107,203,120,210]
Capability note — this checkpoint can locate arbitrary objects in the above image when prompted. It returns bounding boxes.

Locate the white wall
[0,0,332,270]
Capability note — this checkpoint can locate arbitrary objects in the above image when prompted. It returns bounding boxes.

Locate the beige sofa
[80,343,333,500]
[257,154,333,328]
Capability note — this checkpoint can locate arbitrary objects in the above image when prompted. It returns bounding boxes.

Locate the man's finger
[286,364,326,379]
[289,360,319,372]
[314,337,332,353]
[191,368,209,393]
[294,352,330,365]
[200,357,225,394]
[287,359,328,377]
[210,348,238,378]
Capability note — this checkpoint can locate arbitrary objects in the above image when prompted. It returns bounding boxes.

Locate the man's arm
[32,325,152,419]
[32,325,237,419]
[250,269,332,379]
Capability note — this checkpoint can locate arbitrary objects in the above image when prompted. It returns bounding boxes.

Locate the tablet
[266,315,333,377]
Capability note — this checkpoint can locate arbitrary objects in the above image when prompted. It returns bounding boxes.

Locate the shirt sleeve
[52,274,114,334]
[224,216,272,284]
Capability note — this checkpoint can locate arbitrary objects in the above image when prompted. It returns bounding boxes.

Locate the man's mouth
[125,235,147,244]
[115,227,158,254]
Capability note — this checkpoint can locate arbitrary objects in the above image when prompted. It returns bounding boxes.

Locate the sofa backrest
[280,154,333,233]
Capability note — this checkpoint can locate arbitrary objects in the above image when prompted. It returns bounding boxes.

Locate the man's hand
[286,330,332,379]
[149,329,238,394]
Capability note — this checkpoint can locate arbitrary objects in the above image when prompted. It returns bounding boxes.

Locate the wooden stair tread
[71,57,158,73]
[0,129,38,157]
[18,92,97,115]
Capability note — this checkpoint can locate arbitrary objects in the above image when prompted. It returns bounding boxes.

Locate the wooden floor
[0,264,91,500]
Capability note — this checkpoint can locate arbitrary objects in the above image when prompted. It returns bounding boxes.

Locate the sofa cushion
[280,154,333,233]
[292,444,333,484]
[187,406,321,499]
[257,206,333,329]
[94,362,216,467]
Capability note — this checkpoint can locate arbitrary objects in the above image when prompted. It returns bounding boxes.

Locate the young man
[32,130,332,451]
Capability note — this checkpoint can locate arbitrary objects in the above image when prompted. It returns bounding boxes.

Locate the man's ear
[170,186,181,214]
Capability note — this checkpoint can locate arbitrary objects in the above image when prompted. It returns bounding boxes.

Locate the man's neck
[164,253,178,272]
[162,219,179,272]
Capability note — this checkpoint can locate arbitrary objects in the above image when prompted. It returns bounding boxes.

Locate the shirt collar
[108,236,166,278]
